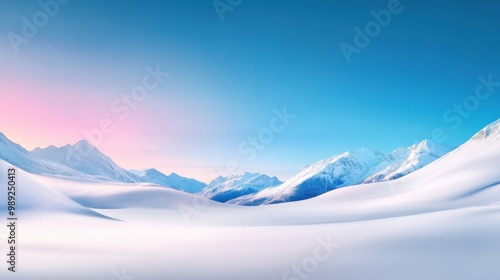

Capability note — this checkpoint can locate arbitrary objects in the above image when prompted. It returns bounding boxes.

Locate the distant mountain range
[228,139,452,205]
[132,168,206,193]
[198,172,282,203]
[0,131,453,205]
[0,134,205,193]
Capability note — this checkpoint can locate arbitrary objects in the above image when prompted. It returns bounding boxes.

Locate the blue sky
[1,0,499,181]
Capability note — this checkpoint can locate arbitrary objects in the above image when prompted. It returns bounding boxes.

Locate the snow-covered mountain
[137,168,206,193]
[229,149,387,205]
[199,172,282,203]
[24,137,206,190]
[0,132,84,177]
[32,140,141,183]
[363,139,451,183]
[230,139,451,205]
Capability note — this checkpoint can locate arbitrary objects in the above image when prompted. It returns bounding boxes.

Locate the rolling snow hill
[0,159,107,218]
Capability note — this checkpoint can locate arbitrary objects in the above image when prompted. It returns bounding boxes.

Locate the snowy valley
[0,119,499,280]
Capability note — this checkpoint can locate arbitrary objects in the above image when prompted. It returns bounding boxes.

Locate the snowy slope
[231,140,450,205]
[32,140,140,183]
[0,159,107,218]
[199,172,282,202]
[137,168,207,193]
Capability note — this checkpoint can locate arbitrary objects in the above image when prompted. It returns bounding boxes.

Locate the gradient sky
[1,0,499,182]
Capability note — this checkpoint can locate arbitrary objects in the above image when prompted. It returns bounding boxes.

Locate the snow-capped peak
[472,118,500,140]
[199,172,282,203]
[74,139,94,150]
[408,139,450,156]
[0,133,85,176]
[229,149,389,205]
[32,140,140,183]
[364,139,451,183]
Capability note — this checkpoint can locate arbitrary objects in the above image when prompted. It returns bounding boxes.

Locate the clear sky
[1,0,499,182]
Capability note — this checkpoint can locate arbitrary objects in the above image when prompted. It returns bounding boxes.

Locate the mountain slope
[32,140,140,183]
[199,172,282,203]
[230,140,451,205]
[137,168,206,193]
